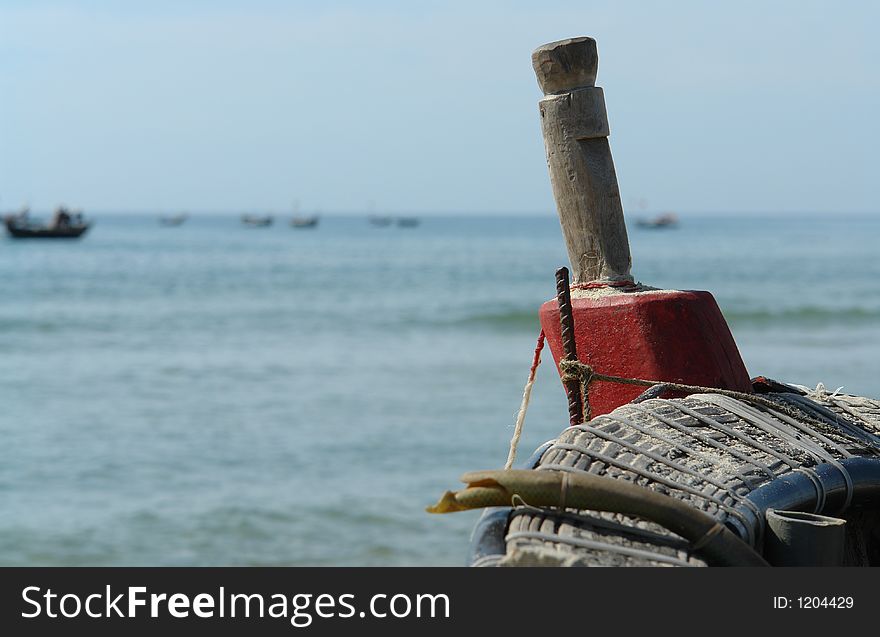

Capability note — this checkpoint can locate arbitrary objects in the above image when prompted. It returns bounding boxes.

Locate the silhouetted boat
[396,217,420,228]
[242,214,273,227]
[290,215,319,228]
[369,215,393,227]
[159,213,188,226]
[636,213,678,229]
[4,207,91,239]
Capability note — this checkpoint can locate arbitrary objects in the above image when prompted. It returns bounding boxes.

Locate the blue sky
[1,1,877,214]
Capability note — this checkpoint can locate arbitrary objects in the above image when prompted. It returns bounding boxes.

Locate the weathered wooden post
[533,37,631,284]
[534,37,753,419]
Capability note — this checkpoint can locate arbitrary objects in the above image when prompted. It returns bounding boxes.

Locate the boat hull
[5,222,91,239]
[242,216,273,227]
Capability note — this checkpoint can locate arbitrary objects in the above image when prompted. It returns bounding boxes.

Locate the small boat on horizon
[368,215,393,227]
[159,213,188,227]
[290,215,319,228]
[4,206,91,239]
[636,212,678,229]
[396,217,420,228]
[242,214,273,227]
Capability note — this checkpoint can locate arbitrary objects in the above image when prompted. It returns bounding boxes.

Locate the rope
[504,331,546,470]
[571,280,638,291]
[700,394,855,514]
[558,358,871,441]
[505,340,864,474]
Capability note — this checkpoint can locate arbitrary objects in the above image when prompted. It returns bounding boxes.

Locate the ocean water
[1,212,878,566]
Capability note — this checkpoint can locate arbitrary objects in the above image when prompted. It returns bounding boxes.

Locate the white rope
[505,341,543,470]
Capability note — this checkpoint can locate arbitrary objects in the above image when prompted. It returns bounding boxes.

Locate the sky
[1,1,877,214]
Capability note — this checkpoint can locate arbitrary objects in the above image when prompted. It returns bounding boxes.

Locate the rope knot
[559,359,594,386]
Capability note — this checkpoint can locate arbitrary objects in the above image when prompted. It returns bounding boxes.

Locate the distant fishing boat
[242,214,273,227]
[290,215,319,228]
[396,217,420,228]
[636,212,678,229]
[159,213,188,226]
[4,206,91,239]
[368,215,393,227]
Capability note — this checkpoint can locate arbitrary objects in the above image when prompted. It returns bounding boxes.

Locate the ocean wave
[2,304,877,337]
[724,306,880,327]
[453,308,540,330]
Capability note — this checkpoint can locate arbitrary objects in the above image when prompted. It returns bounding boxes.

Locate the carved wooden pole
[533,37,632,284]
[535,36,753,419]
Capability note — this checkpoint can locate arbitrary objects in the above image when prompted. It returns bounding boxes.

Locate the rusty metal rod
[556,267,583,426]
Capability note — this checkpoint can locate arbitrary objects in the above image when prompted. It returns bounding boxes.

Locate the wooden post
[533,37,632,284]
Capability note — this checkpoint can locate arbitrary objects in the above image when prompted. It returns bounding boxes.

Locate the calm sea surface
[1,213,879,565]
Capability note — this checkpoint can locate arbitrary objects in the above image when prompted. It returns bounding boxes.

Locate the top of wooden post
[532,37,598,95]
[532,36,633,283]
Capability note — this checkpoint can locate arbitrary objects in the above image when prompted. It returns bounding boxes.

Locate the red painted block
[539,289,752,419]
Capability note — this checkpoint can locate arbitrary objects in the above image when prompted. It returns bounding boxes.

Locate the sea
[1,212,878,566]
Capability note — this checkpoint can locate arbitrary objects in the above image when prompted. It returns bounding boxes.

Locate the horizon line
[14,209,880,217]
